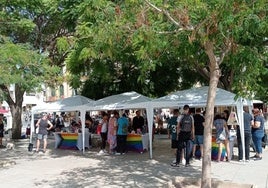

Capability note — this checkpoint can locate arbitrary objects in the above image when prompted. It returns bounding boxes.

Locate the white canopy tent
[83,91,154,158]
[150,86,252,161]
[151,86,240,108]
[30,95,95,153]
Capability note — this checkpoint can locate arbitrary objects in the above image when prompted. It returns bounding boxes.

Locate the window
[51,88,56,97]
[59,85,64,96]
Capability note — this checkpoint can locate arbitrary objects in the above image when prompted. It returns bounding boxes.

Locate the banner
[227,111,239,125]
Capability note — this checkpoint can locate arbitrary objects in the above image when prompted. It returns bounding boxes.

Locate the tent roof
[55,95,94,106]
[151,86,238,108]
[32,95,94,113]
[85,91,152,111]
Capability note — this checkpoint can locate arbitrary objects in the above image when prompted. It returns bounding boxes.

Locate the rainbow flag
[126,134,143,153]
[58,133,78,150]
[211,136,226,161]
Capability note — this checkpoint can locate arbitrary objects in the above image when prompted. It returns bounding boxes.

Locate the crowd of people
[168,104,267,167]
[30,105,266,162]
[33,110,147,155]
[97,110,145,155]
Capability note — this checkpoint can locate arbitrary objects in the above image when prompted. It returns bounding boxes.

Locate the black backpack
[180,114,192,132]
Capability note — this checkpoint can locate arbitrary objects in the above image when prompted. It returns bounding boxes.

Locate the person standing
[251,108,265,160]
[107,111,119,154]
[116,113,129,155]
[35,113,53,153]
[237,106,253,162]
[214,114,230,162]
[171,105,194,167]
[55,114,64,131]
[0,114,5,147]
[168,109,180,163]
[99,112,109,154]
[132,110,144,133]
[192,108,205,159]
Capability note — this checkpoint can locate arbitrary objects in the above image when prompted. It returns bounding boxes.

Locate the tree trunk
[201,41,221,188]
[11,105,23,139]
[4,84,25,139]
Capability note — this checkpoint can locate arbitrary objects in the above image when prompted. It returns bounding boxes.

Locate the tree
[0,0,70,138]
[63,0,207,99]
[0,38,59,139]
[64,0,267,187]
[132,1,267,187]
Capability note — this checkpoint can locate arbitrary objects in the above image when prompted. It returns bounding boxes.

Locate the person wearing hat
[35,113,53,153]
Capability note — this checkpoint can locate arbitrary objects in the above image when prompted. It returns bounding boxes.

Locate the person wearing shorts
[168,109,180,163]
[192,108,205,159]
[35,113,53,153]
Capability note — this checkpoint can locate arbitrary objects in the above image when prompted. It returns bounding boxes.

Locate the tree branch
[218,39,232,65]
[144,0,194,31]
[144,0,162,12]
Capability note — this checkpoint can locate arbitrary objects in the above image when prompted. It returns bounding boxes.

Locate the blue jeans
[252,131,264,154]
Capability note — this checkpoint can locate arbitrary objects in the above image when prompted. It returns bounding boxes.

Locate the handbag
[219,128,227,141]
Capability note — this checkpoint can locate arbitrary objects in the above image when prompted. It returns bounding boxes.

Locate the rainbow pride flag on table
[126,134,143,153]
[58,133,78,150]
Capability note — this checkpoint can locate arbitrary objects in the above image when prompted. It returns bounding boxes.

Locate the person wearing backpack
[171,105,195,167]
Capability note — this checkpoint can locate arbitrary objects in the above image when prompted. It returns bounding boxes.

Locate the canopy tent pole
[80,109,86,154]
[146,103,154,159]
[30,110,36,144]
[237,98,245,162]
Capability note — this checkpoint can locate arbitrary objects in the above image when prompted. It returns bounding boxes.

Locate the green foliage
[0,38,59,92]
[59,0,267,101]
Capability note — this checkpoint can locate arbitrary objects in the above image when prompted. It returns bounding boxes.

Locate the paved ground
[0,134,267,188]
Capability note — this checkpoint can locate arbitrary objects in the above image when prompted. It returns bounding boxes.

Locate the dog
[6,142,15,150]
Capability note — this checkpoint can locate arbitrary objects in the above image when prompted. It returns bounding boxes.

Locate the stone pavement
[0,134,267,188]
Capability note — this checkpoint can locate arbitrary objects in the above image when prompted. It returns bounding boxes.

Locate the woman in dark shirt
[251,108,265,160]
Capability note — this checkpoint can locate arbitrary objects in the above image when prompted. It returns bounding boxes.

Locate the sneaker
[238,159,243,162]
[246,160,250,162]
[254,156,262,161]
[99,150,105,154]
[171,163,180,167]
[185,163,190,167]
[115,152,121,155]
[251,155,258,158]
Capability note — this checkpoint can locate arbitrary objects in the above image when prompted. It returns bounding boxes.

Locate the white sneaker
[99,150,105,154]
